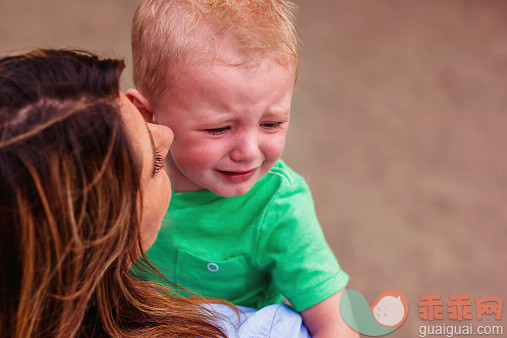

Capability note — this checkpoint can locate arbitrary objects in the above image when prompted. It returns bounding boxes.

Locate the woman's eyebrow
[146,124,157,177]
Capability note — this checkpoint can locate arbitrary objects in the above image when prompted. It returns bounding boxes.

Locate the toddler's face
[153,58,295,197]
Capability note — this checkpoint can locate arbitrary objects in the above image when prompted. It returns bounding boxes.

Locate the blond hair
[132,0,298,101]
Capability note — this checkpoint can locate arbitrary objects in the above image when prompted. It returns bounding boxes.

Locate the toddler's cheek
[263,138,286,161]
[171,143,215,168]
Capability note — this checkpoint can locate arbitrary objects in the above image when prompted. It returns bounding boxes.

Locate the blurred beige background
[1,1,506,336]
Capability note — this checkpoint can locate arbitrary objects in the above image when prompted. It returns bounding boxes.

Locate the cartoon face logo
[372,295,405,326]
[371,290,409,327]
[340,289,409,336]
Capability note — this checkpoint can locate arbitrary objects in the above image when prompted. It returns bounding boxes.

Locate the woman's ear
[125,89,155,123]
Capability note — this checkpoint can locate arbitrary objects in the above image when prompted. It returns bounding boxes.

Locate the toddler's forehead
[153,56,295,122]
[169,53,296,82]
[163,58,295,102]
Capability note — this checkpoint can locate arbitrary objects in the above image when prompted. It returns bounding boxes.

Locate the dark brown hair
[0,49,227,337]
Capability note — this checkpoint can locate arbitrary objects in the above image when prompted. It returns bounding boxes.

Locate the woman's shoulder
[206,303,311,338]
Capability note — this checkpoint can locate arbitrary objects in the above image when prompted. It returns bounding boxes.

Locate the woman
[0,49,309,337]
[0,49,226,337]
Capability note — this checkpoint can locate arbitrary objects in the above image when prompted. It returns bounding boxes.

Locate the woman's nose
[149,123,174,157]
[163,126,174,148]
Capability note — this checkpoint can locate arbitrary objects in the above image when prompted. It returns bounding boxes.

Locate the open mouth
[216,168,257,183]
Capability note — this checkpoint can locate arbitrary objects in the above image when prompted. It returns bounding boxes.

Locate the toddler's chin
[210,183,254,198]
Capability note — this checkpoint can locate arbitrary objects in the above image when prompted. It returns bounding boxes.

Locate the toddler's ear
[125,89,154,123]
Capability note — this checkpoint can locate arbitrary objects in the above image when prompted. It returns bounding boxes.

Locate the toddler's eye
[260,121,282,130]
[152,150,165,176]
[204,126,230,136]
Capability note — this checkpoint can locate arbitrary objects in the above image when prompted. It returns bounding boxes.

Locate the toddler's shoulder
[265,160,307,190]
[254,160,310,202]
[246,160,311,211]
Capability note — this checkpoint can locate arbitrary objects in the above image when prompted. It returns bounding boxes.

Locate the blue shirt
[209,303,311,337]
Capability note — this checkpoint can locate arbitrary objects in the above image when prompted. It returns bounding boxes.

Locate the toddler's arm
[301,290,359,338]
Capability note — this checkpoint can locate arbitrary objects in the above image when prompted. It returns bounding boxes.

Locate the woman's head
[0,49,221,337]
[118,91,173,250]
[0,49,142,336]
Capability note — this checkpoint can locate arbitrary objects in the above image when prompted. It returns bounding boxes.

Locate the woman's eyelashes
[152,150,166,176]
[203,122,283,136]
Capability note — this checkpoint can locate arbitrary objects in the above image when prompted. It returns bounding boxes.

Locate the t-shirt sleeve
[254,177,349,312]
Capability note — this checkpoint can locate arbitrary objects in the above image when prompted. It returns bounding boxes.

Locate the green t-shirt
[143,160,349,311]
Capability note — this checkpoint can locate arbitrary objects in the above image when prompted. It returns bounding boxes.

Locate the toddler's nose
[230,134,260,162]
